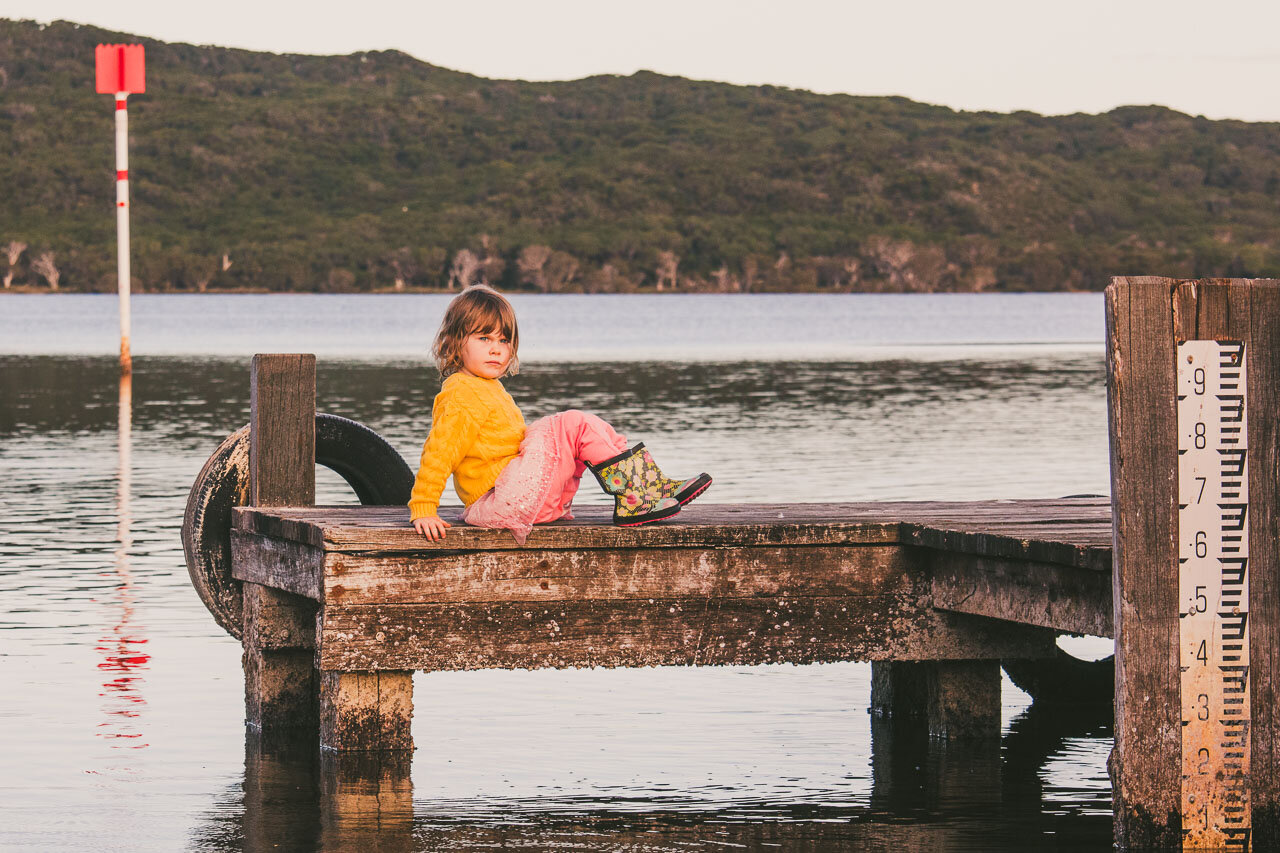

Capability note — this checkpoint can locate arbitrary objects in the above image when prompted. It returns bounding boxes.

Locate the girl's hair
[432,284,520,378]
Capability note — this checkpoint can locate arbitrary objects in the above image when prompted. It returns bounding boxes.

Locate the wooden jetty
[231,498,1108,744]
[186,277,1280,850]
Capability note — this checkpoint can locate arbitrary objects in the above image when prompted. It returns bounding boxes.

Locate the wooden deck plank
[235,497,1111,527]
[232,500,1114,562]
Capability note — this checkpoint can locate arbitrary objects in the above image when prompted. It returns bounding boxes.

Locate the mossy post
[1107,278,1280,849]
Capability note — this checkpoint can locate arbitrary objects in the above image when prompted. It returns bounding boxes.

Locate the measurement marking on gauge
[1177,340,1250,850]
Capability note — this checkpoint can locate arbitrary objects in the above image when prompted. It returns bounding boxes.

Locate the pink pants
[461,409,629,542]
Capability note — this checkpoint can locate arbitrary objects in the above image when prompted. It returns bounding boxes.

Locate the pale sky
[5,0,1280,121]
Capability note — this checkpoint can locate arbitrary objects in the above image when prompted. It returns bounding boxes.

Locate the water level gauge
[1177,339,1250,851]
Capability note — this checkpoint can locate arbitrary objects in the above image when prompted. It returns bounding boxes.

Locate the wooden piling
[1108,278,1280,849]
[318,671,414,752]
[249,354,317,508]
[245,354,319,730]
[870,660,1002,740]
[246,353,415,750]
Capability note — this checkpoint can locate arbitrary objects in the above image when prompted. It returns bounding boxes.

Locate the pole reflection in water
[95,371,149,748]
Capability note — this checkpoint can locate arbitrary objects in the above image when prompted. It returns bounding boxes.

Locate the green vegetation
[3,18,1280,293]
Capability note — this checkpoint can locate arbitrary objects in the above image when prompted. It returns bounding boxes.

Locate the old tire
[1002,648,1114,706]
[182,413,415,639]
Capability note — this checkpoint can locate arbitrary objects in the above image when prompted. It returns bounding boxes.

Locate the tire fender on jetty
[182,413,414,638]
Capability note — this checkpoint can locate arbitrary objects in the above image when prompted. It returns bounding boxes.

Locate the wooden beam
[243,584,317,729]
[243,581,317,651]
[317,597,1053,672]
[1250,282,1280,846]
[929,551,1113,638]
[904,520,1111,572]
[319,544,918,607]
[1108,276,1180,848]
[231,529,324,601]
[249,353,316,507]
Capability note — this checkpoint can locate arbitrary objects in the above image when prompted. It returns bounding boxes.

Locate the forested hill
[4,18,1280,294]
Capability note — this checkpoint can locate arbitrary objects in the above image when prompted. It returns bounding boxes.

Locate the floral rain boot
[588,443,713,526]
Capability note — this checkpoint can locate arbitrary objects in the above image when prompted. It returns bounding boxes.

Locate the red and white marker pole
[115,92,132,374]
[96,44,145,375]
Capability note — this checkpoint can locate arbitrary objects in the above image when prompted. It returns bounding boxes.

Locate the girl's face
[458,327,512,379]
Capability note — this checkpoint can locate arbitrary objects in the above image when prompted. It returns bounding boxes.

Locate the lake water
[0,293,1115,851]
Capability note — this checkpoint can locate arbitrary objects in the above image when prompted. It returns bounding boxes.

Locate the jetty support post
[246,353,414,751]
[1107,278,1280,848]
[870,660,1002,740]
[245,354,320,730]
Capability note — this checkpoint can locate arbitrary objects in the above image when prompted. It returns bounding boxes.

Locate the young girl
[409,285,712,544]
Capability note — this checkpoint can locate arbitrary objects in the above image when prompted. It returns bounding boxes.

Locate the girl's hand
[413,515,452,541]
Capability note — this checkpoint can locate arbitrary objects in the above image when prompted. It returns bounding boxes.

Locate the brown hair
[432,284,520,378]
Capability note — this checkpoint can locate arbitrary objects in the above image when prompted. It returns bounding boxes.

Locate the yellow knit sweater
[407,372,525,520]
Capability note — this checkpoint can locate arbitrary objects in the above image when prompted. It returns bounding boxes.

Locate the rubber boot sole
[615,476,714,527]
[674,474,712,507]
[614,501,684,527]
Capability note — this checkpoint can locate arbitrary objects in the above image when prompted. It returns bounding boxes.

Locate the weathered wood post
[245,354,320,730]
[245,353,414,750]
[1108,277,1280,849]
[870,660,1002,740]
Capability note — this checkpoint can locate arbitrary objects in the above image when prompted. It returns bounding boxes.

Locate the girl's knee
[561,409,620,439]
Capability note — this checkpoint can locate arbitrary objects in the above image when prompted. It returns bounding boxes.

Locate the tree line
[3,18,1280,294]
